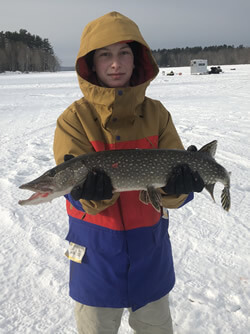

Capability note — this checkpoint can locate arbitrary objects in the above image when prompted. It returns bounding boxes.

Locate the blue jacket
[64,192,193,311]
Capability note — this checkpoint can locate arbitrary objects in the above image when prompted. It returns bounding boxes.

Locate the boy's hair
[84,50,95,72]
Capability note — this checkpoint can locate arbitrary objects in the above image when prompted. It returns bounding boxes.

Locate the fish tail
[221,186,230,211]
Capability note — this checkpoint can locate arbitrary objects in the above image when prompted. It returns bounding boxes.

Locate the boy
[54,11,203,334]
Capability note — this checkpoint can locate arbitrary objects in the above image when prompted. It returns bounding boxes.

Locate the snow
[0,65,249,333]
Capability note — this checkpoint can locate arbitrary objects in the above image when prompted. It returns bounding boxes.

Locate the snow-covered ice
[0,65,249,333]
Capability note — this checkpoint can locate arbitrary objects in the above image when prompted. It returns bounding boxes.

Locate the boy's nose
[111,58,121,68]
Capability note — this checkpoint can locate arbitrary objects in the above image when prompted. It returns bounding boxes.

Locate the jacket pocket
[66,220,126,255]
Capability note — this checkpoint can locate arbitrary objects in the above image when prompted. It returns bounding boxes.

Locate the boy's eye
[100,52,110,57]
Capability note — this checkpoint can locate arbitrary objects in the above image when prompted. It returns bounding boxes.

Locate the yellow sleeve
[53,104,119,215]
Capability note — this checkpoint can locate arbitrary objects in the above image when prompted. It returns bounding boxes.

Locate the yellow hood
[54,12,187,214]
[76,11,159,92]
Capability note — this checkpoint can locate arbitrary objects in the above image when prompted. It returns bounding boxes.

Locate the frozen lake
[0,65,249,333]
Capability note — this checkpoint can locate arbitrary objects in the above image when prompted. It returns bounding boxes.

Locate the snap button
[118,90,123,96]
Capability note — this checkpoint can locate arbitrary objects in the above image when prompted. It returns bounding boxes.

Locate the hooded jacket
[53,11,193,310]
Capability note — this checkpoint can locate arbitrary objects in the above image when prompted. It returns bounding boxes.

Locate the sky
[1,0,250,66]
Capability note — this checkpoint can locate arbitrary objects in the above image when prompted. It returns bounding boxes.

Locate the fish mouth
[18,190,52,205]
[19,184,53,193]
[19,183,54,192]
[18,183,55,205]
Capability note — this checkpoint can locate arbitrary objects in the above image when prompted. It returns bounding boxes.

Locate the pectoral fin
[139,190,150,205]
[139,186,162,212]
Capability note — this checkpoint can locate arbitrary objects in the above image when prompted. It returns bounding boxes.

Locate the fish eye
[45,169,56,177]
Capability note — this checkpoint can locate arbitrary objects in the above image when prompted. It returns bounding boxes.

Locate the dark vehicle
[209,66,222,74]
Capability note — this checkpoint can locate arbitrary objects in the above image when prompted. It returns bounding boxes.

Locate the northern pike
[18,140,231,211]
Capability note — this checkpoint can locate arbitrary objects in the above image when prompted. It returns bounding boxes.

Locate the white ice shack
[190,59,208,75]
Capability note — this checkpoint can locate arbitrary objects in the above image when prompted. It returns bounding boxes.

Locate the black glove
[162,163,204,195]
[64,154,113,201]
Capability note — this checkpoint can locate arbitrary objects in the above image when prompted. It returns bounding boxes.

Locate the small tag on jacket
[65,242,86,263]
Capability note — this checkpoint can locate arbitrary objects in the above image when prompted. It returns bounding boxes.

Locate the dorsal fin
[198,140,217,158]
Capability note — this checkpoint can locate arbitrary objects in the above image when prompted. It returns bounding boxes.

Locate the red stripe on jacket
[66,191,161,231]
[91,135,158,152]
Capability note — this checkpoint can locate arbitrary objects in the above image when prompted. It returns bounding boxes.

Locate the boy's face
[93,43,134,88]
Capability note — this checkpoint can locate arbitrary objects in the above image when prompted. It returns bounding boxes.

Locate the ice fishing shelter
[190,59,208,75]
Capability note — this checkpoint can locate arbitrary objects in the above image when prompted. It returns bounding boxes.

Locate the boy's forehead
[97,42,131,51]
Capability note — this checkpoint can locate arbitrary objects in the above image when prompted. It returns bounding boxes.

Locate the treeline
[0,29,60,72]
[152,45,250,67]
